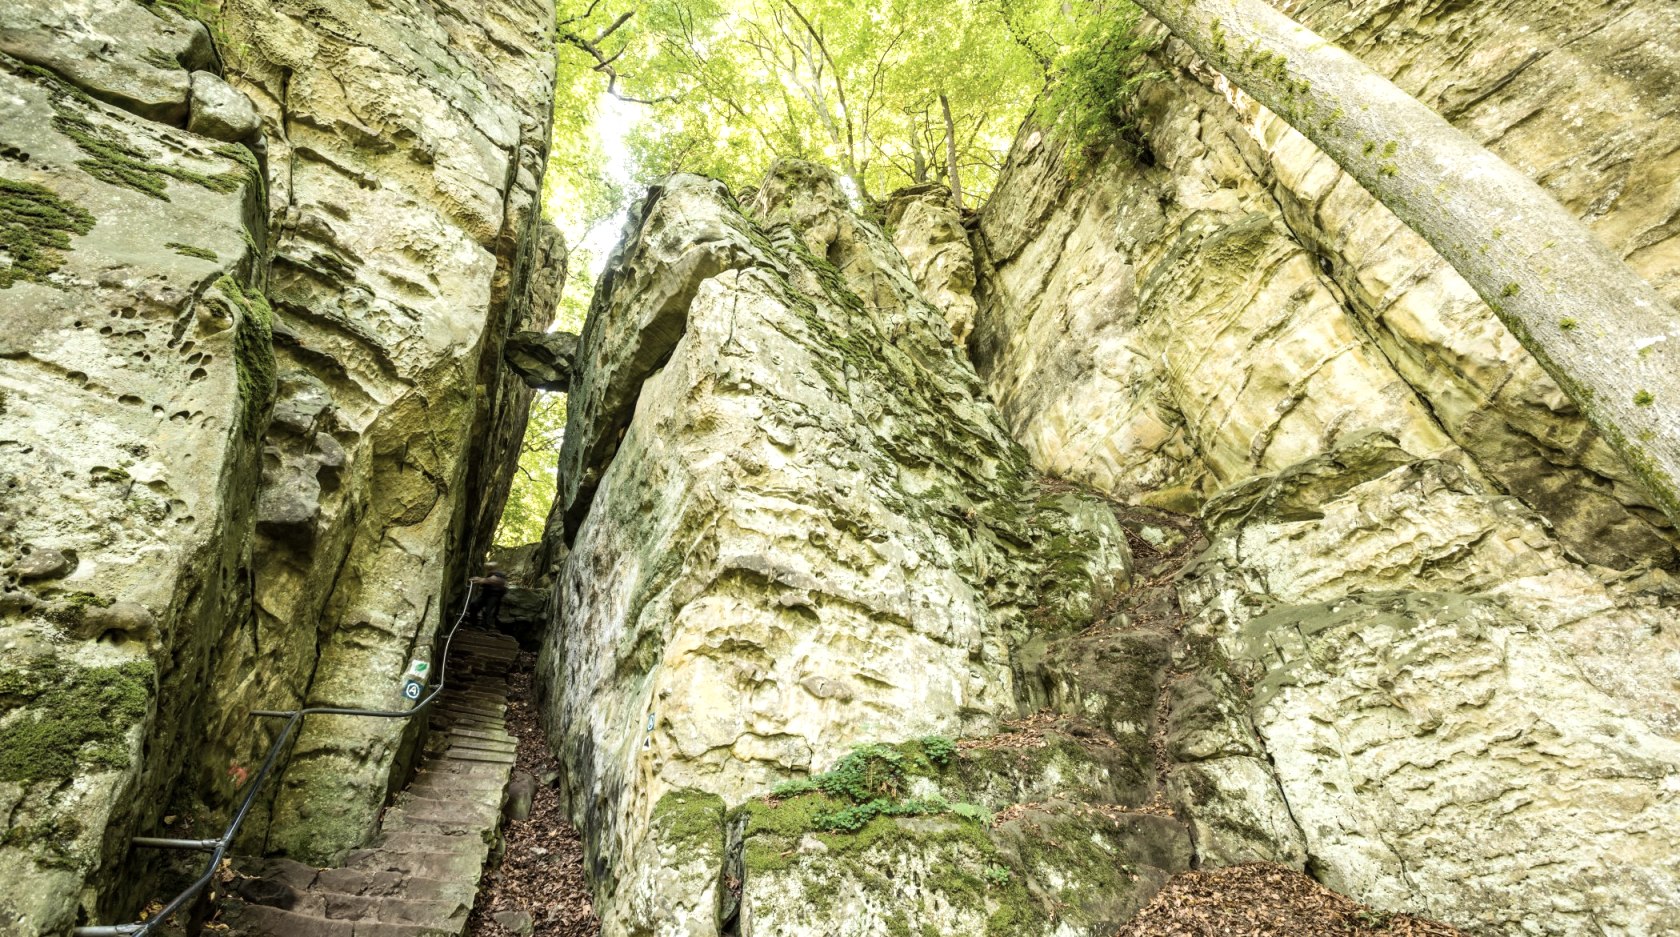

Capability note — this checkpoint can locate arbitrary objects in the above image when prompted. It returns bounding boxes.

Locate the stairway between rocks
[216,630,521,936]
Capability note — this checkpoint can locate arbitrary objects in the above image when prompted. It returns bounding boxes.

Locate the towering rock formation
[541,164,1178,936]
[968,1,1680,934]
[0,0,559,931]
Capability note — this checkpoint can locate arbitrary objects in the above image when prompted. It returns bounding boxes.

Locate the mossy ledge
[17,60,252,201]
[0,655,155,784]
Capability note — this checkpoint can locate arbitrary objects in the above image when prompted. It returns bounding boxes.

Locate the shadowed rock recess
[4,1,1679,936]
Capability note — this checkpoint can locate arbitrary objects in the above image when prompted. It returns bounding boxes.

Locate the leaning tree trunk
[1130,0,1680,527]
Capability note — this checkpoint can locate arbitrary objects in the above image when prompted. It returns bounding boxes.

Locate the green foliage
[766,739,988,834]
[0,656,154,784]
[815,743,910,801]
[0,177,95,288]
[817,796,949,832]
[921,734,957,767]
[1028,1,1163,169]
[983,863,1013,886]
[556,0,1043,204]
[495,391,567,546]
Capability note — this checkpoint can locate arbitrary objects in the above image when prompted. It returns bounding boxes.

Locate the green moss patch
[166,241,218,261]
[0,655,154,784]
[0,177,95,288]
[651,788,726,855]
[19,64,251,201]
[42,590,113,631]
[218,275,275,435]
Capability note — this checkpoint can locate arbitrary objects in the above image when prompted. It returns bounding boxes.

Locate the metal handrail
[73,583,478,937]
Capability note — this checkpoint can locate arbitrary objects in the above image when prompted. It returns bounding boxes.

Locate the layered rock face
[541,163,1180,936]
[0,0,558,931]
[201,0,560,863]
[971,1,1680,934]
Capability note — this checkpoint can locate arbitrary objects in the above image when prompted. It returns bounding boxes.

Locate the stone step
[313,867,477,906]
[439,747,516,765]
[371,830,494,860]
[434,718,505,734]
[344,847,484,882]
[219,900,453,937]
[446,735,518,755]
[436,703,505,720]
[392,794,504,820]
[450,732,514,745]
[316,891,467,928]
[380,814,496,838]
[416,759,510,780]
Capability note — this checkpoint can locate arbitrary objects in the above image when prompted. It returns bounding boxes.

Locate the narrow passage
[466,652,599,937]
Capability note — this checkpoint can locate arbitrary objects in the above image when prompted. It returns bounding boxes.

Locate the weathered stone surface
[186,0,560,864]
[885,184,978,345]
[188,69,260,142]
[0,0,213,124]
[973,3,1676,567]
[504,329,579,391]
[0,51,266,935]
[3,0,560,928]
[541,163,1131,935]
[969,3,1680,932]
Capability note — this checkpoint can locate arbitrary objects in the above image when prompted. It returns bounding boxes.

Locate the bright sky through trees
[499,0,1160,544]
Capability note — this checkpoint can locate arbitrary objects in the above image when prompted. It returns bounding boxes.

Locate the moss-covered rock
[737,741,1190,936]
[0,655,153,784]
[0,177,95,288]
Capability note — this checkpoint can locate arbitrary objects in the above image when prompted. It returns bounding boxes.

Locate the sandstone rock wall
[0,0,559,930]
[198,0,560,864]
[970,2,1680,933]
[540,163,1159,936]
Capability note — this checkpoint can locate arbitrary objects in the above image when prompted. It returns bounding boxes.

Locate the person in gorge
[467,563,509,629]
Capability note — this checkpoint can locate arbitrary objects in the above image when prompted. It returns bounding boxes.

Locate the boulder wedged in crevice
[503,329,580,392]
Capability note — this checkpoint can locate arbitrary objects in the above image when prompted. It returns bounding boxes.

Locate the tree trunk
[941,92,964,211]
[1131,0,1680,527]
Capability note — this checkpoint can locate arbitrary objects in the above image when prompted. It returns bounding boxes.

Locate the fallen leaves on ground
[467,652,600,937]
[1116,863,1468,937]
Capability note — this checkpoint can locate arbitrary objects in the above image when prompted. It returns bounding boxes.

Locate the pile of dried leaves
[467,654,599,937]
[1116,864,1468,937]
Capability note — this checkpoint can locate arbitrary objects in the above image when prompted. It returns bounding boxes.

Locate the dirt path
[466,653,599,937]
[1117,863,1467,937]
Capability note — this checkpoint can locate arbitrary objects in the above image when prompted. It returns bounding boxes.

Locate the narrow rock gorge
[2,1,1677,936]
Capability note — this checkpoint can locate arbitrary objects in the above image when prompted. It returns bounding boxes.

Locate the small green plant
[982,864,1012,887]
[920,735,957,767]
[768,740,989,836]
[1634,390,1654,407]
[1559,317,1578,331]
[1501,282,1520,297]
